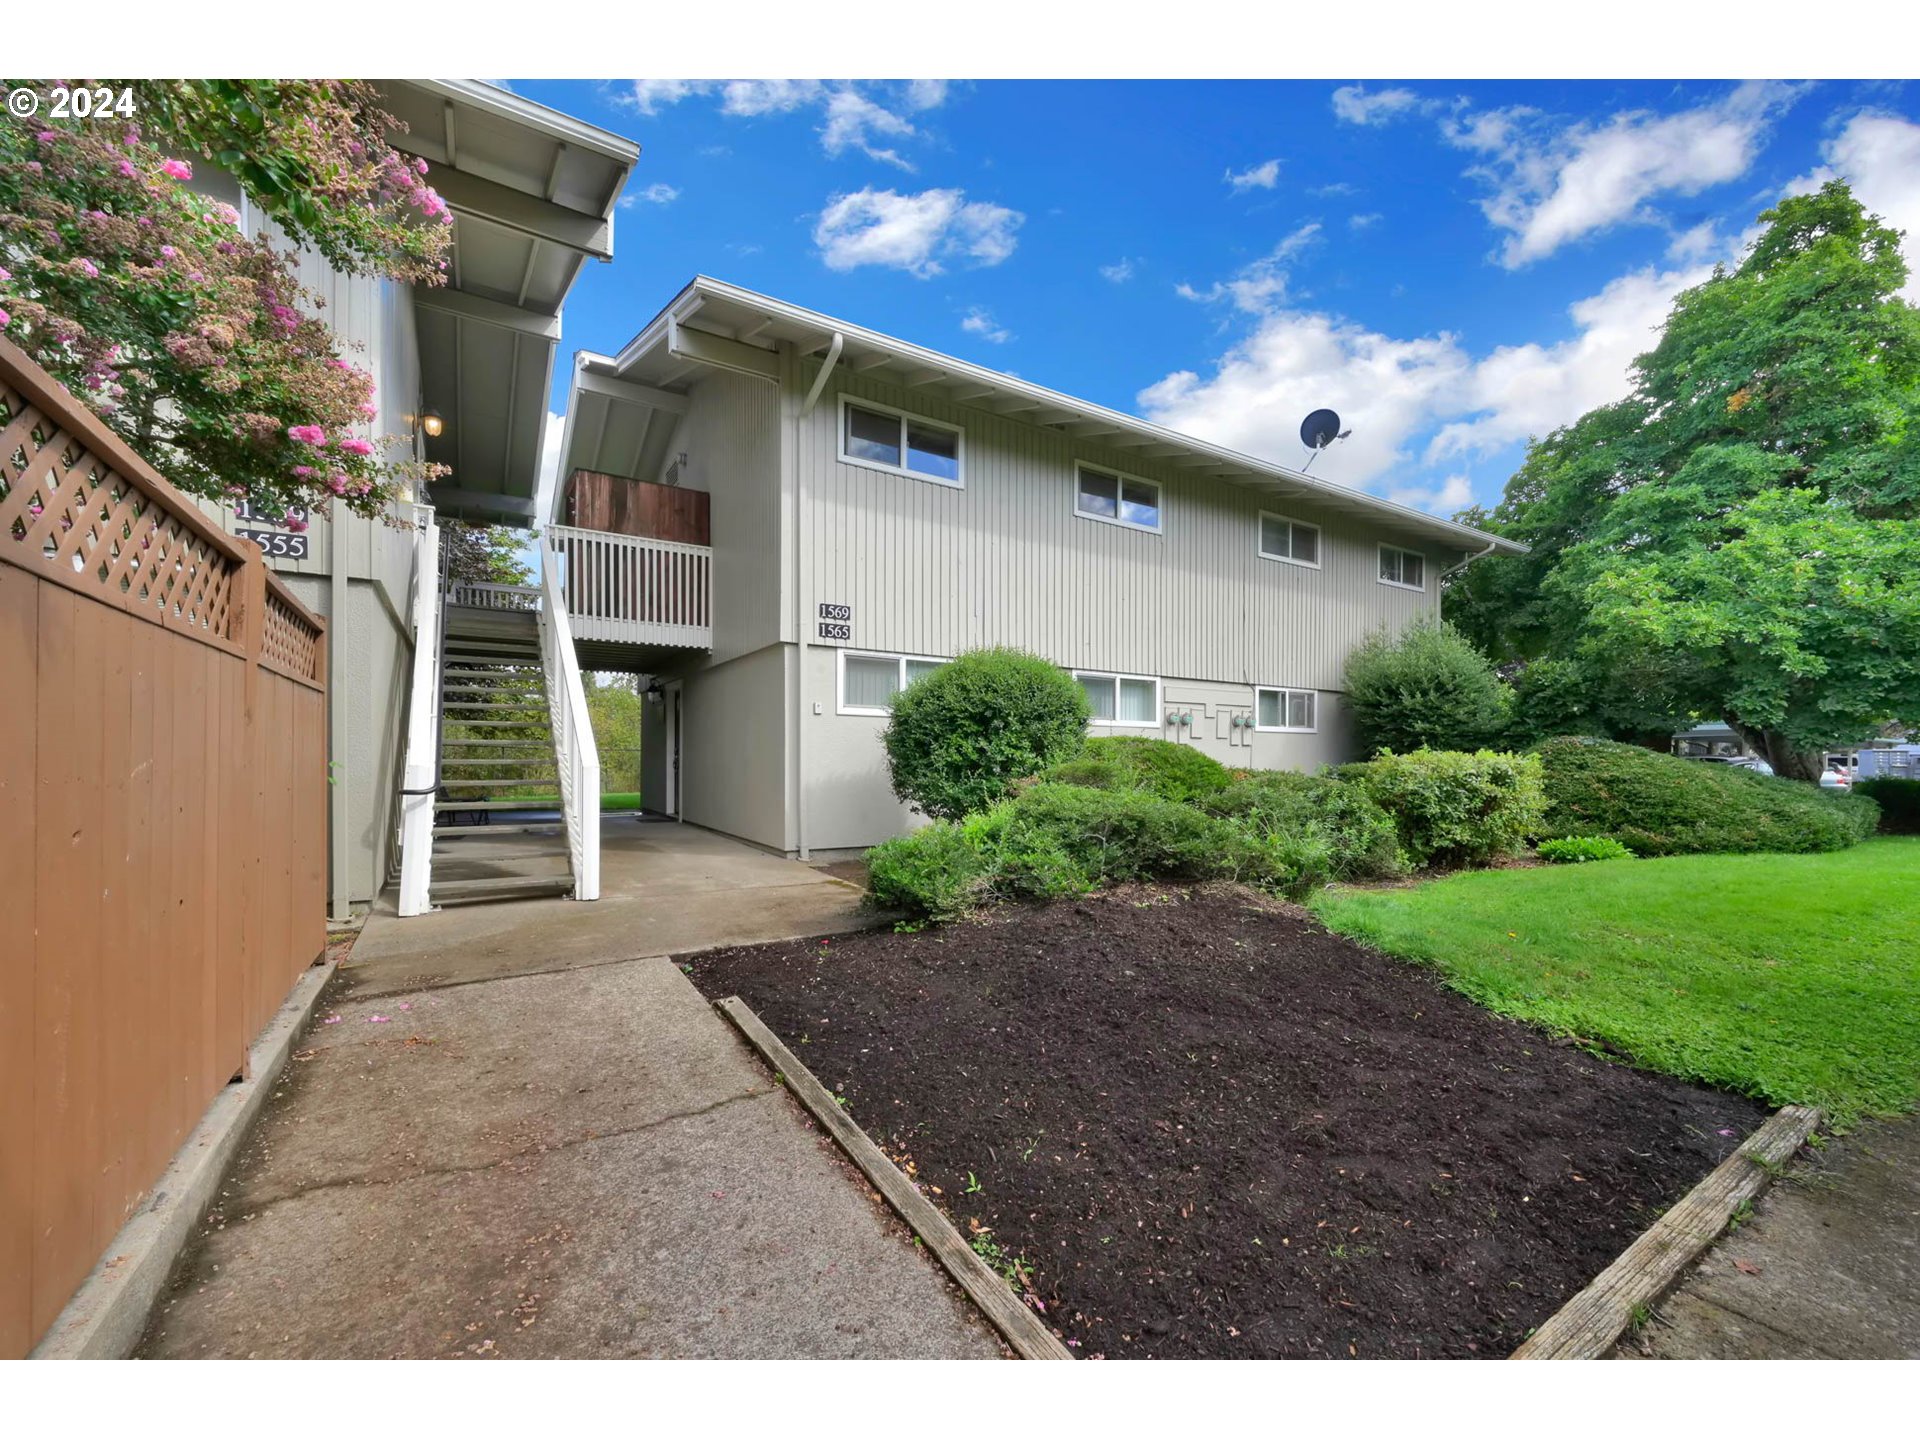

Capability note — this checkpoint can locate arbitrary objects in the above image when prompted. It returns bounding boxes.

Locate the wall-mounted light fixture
[420,408,445,439]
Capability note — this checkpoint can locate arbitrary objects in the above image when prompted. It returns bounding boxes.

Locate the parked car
[1819,765,1852,790]
[1723,756,1776,777]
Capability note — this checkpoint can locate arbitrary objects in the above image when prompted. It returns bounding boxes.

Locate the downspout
[790,335,843,861]
[327,486,352,922]
[1440,539,1498,582]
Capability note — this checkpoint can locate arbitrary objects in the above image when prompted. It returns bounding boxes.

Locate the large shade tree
[1447,182,1920,778]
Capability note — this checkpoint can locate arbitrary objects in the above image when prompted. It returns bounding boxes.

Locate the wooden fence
[0,338,328,1358]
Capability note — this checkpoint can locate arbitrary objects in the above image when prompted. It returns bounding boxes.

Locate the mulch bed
[687,885,1765,1359]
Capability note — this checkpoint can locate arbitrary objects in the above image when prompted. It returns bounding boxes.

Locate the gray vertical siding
[798,369,1456,691]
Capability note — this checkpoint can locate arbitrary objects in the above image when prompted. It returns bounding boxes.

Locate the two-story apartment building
[554,276,1524,859]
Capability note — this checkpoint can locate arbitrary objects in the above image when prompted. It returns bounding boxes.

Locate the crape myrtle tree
[1446,182,1920,779]
[0,80,454,525]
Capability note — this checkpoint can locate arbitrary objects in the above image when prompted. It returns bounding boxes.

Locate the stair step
[442,701,547,712]
[430,829,560,840]
[430,875,575,905]
[439,738,555,747]
[442,684,547,696]
[440,757,553,767]
[443,666,542,677]
[438,777,557,789]
[434,799,561,811]
[441,720,552,730]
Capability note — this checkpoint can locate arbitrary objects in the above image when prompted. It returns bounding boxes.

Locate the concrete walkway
[136,824,1000,1359]
[1620,1118,1920,1359]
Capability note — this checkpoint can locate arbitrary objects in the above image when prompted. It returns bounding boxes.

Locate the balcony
[545,523,713,657]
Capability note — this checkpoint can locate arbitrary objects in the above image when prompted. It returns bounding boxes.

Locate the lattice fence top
[262,582,323,683]
[0,376,241,640]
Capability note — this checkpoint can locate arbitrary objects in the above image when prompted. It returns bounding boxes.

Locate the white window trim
[1070,669,1163,727]
[835,647,949,717]
[837,394,965,490]
[1254,685,1319,734]
[1073,462,1164,535]
[1377,543,1427,592]
[1257,510,1322,570]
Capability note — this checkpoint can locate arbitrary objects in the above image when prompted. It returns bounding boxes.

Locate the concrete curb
[30,958,339,1359]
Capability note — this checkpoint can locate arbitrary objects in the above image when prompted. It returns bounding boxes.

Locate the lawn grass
[1309,838,1920,1126]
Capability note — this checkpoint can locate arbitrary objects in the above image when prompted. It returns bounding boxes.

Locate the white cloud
[617,79,947,170]
[1426,262,1712,463]
[1349,212,1382,231]
[1387,473,1475,516]
[1793,110,1920,300]
[1665,219,1723,261]
[820,89,918,170]
[1225,158,1281,192]
[813,187,1024,277]
[1331,85,1424,126]
[1140,259,1711,500]
[619,181,680,208]
[961,306,1013,344]
[1176,223,1322,313]
[1099,257,1137,283]
[1447,81,1803,267]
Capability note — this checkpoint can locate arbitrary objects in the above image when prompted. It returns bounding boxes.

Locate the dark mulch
[687,885,1766,1359]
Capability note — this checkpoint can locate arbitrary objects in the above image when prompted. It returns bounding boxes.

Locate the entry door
[663,681,683,819]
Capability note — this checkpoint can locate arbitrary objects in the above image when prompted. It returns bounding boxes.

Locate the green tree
[443,522,534,586]
[1343,619,1510,756]
[1446,182,1920,776]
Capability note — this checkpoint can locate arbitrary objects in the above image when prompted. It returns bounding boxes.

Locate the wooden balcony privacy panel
[0,338,328,1358]
[564,469,711,546]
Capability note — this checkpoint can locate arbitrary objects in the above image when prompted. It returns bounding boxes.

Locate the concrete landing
[344,818,872,999]
[1620,1118,1920,1359]
[136,956,1001,1359]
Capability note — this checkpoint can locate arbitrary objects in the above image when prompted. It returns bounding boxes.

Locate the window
[837,650,948,715]
[839,398,963,487]
[1255,686,1317,733]
[1072,670,1160,725]
[1258,512,1321,568]
[1074,464,1162,533]
[1378,544,1426,591]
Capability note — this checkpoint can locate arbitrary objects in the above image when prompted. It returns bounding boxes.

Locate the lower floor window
[840,650,947,714]
[1256,686,1316,732]
[1073,670,1159,724]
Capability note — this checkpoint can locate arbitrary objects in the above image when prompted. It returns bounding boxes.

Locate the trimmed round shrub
[883,648,1090,820]
[1855,776,1920,835]
[1200,769,1405,880]
[867,822,990,922]
[1343,748,1548,868]
[1534,736,1882,856]
[1536,835,1635,864]
[1041,736,1232,804]
[1344,620,1511,756]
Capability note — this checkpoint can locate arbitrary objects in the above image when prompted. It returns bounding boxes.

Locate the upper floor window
[840,398,963,488]
[838,649,949,716]
[1072,669,1160,725]
[1255,686,1317,733]
[1075,464,1162,534]
[1259,512,1321,568]
[1378,544,1426,591]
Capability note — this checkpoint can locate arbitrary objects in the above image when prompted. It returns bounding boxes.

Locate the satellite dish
[1300,408,1343,450]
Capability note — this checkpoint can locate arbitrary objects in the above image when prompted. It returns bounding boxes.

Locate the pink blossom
[358,402,378,419]
[366,1014,390,1024]
[0,265,10,282]
[287,425,327,446]
[336,436,374,457]
[326,474,348,496]
[36,130,57,144]
[160,157,193,181]
[285,514,309,533]
[159,245,176,260]
[76,257,99,279]
[322,1015,342,1025]
[291,465,314,478]
[0,310,9,329]
[117,160,138,178]
[414,157,429,175]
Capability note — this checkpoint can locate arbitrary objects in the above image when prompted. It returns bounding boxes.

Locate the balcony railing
[546,524,712,651]
[449,579,540,611]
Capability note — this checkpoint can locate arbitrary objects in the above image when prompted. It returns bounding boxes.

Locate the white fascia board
[414,79,641,168]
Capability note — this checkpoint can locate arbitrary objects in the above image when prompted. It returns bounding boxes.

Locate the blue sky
[512,78,1920,517]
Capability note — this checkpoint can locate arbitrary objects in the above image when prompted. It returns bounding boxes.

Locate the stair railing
[396,506,445,917]
[539,537,601,901]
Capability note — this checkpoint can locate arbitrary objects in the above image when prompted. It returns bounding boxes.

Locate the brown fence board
[1,341,328,1356]
[0,565,39,1357]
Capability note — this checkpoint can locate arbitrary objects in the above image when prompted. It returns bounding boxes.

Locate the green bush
[1855,777,1920,835]
[1040,736,1232,804]
[1537,835,1635,864]
[1534,736,1882,856]
[883,648,1090,820]
[1344,620,1511,756]
[867,822,991,922]
[1200,769,1405,880]
[1343,749,1548,867]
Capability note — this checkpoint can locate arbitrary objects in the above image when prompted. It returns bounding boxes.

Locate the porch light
[420,408,445,439]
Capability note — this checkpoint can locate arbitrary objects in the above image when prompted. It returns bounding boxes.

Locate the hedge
[1341,748,1547,867]
[1855,777,1920,835]
[1041,735,1232,804]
